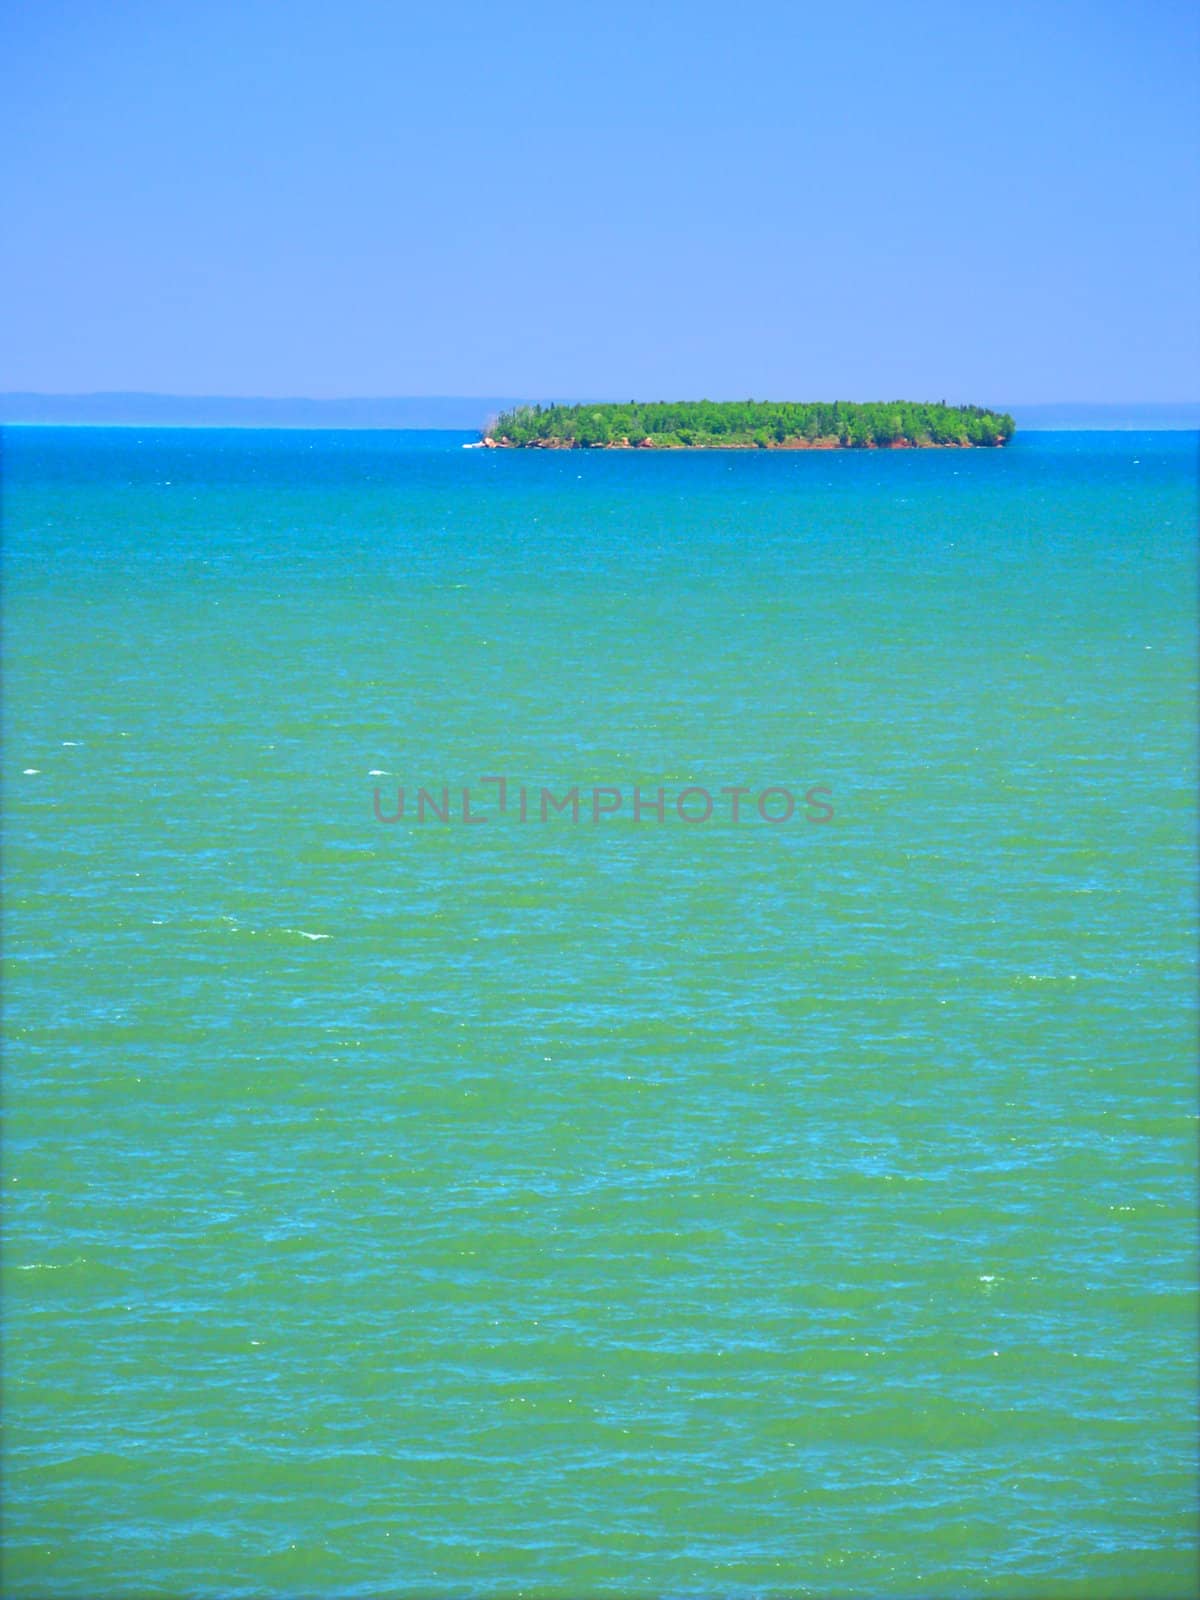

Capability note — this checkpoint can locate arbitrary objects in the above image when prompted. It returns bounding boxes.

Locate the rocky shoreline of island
[474,434,999,451]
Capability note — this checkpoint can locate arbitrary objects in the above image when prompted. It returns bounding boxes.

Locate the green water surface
[2,428,1197,1597]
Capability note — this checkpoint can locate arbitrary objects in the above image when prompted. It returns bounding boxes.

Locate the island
[478,400,1015,450]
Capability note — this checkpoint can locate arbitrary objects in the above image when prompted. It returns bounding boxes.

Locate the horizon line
[3,391,1199,405]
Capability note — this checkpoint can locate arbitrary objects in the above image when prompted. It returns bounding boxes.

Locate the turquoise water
[3,427,1197,1597]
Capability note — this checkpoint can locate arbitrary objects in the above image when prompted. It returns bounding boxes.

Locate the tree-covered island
[482,400,1015,449]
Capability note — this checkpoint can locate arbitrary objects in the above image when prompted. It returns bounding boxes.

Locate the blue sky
[2,0,1197,401]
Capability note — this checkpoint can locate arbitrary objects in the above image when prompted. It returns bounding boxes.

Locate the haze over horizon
[3,0,1197,403]
[2,393,1197,433]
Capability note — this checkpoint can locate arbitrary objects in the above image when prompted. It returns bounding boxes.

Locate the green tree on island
[484,400,1016,450]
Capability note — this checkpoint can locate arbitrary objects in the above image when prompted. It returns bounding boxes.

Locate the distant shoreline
[2,393,1196,432]
[0,394,526,431]
[2,396,1197,431]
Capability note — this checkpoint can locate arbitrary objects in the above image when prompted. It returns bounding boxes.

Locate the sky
[2,0,1197,403]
